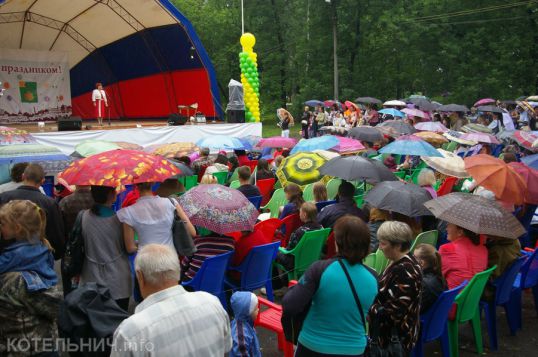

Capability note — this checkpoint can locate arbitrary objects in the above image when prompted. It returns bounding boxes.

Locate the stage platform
[30,121,262,155]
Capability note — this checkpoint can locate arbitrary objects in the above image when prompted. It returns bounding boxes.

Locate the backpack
[61,211,86,279]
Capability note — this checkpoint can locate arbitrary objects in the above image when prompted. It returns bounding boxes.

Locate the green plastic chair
[261,188,287,218]
[354,194,364,208]
[212,171,228,185]
[302,183,314,201]
[229,180,241,189]
[363,253,376,269]
[183,175,198,191]
[448,266,496,357]
[277,228,331,280]
[326,178,342,200]
[274,180,282,189]
[394,171,406,180]
[373,249,390,275]
[409,168,423,184]
[228,167,239,184]
[410,230,439,253]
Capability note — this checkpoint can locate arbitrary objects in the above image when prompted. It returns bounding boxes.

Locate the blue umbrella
[379,135,443,157]
[304,100,324,107]
[379,108,406,117]
[196,136,244,150]
[290,136,339,154]
[521,154,538,170]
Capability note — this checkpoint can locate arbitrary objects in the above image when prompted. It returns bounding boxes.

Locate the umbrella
[383,100,407,107]
[179,184,259,234]
[365,181,433,217]
[517,101,536,118]
[239,135,262,151]
[319,156,397,182]
[424,193,525,239]
[74,140,121,158]
[168,159,194,177]
[513,131,538,152]
[344,101,360,111]
[460,132,500,145]
[414,131,448,145]
[58,150,180,187]
[402,108,429,119]
[521,154,538,169]
[508,162,538,204]
[313,149,340,160]
[379,135,443,157]
[443,131,477,146]
[147,142,200,158]
[0,144,72,176]
[290,136,339,154]
[421,149,469,178]
[331,137,365,153]
[378,108,406,118]
[196,136,244,150]
[461,123,493,134]
[276,152,329,188]
[437,104,469,112]
[324,100,344,110]
[257,136,297,149]
[319,126,349,136]
[477,105,502,114]
[527,95,538,101]
[304,100,324,107]
[114,142,143,150]
[355,97,382,105]
[464,154,526,204]
[348,126,384,143]
[0,126,36,145]
[379,120,418,135]
[414,122,448,133]
[376,126,401,138]
[411,99,439,111]
[474,98,496,107]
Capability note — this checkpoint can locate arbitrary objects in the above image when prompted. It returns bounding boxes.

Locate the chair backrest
[326,178,342,200]
[262,188,287,218]
[315,200,337,212]
[410,230,439,252]
[445,141,458,152]
[212,171,228,185]
[228,167,240,184]
[280,213,302,246]
[239,241,281,291]
[363,253,376,269]
[354,194,364,208]
[247,160,258,172]
[421,280,467,342]
[229,180,241,189]
[302,183,315,201]
[374,249,390,274]
[436,176,458,197]
[394,171,406,179]
[254,218,283,242]
[410,168,423,184]
[184,175,199,191]
[247,195,263,210]
[184,251,233,297]
[290,228,331,278]
[256,178,276,206]
[494,256,527,304]
[520,249,538,289]
[454,265,496,322]
[42,176,55,197]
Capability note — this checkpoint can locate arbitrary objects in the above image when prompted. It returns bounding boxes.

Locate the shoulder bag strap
[337,258,367,331]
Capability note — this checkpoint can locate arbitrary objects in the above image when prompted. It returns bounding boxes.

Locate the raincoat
[230,292,261,357]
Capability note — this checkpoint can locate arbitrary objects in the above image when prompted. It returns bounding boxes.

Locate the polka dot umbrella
[276,152,330,188]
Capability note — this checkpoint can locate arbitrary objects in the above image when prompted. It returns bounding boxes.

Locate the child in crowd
[230,291,261,357]
[413,243,446,313]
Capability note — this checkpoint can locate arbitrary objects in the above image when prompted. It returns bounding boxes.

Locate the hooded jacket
[230,292,261,357]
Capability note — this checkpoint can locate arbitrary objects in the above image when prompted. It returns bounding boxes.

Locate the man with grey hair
[191,147,214,179]
[111,244,231,356]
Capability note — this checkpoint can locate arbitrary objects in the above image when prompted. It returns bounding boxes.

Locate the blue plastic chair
[517,204,537,248]
[315,199,337,212]
[41,176,55,198]
[510,249,538,329]
[480,256,526,350]
[411,281,467,357]
[247,195,263,210]
[182,251,233,308]
[225,241,280,302]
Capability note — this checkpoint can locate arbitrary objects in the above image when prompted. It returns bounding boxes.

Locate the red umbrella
[474,98,495,107]
[257,136,297,149]
[508,162,538,204]
[460,132,500,145]
[344,100,360,111]
[513,131,538,152]
[59,150,180,187]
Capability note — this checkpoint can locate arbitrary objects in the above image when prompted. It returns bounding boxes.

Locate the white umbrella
[383,100,407,107]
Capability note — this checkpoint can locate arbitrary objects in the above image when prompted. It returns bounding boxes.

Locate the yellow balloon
[240,33,256,50]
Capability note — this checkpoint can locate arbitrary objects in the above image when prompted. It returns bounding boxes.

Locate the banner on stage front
[0,48,71,124]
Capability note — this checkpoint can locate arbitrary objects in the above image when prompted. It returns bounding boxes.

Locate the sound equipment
[58,116,82,131]
[168,113,187,126]
[227,109,245,123]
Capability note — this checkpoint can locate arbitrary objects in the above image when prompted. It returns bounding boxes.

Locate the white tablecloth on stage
[32,123,262,155]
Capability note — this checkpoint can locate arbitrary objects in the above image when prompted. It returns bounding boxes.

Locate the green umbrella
[74,140,121,157]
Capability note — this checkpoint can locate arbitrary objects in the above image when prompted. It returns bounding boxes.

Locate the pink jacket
[439,236,488,289]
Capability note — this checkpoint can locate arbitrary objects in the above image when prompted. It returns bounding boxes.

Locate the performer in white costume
[92,82,108,126]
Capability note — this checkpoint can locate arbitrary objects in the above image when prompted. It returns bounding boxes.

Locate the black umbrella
[410,98,440,111]
[365,181,433,217]
[168,159,194,177]
[355,96,382,105]
[378,120,417,135]
[437,104,469,112]
[348,126,384,143]
[319,156,397,182]
[477,105,502,114]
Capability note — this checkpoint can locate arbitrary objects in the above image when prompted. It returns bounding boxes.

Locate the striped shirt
[111,285,231,356]
[181,236,235,280]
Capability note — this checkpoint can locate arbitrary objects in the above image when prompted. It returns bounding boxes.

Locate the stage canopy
[0,0,223,120]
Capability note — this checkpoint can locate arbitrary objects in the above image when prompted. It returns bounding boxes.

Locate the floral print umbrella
[0,126,36,145]
[276,152,330,188]
[179,184,259,234]
[145,142,199,158]
[58,149,180,187]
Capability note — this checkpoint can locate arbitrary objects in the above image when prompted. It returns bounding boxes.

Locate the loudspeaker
[227,109,245,123]
[58,116,82,131]
[168,113,187,126]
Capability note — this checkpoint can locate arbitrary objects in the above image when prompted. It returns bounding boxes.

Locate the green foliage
[173,0,538,119]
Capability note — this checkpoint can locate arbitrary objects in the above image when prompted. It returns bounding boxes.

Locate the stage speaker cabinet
[168,113,187,126]
[227,109,245,123]
[58,116,82,131]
